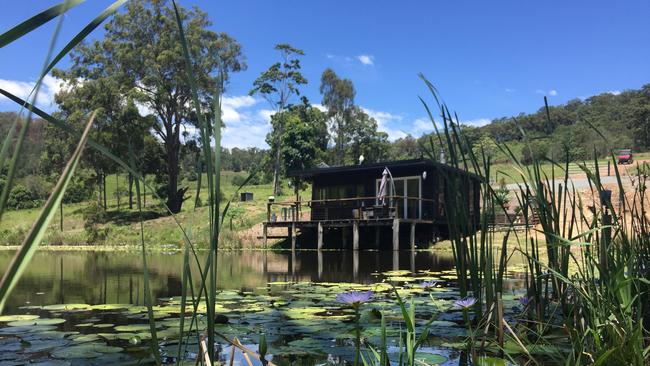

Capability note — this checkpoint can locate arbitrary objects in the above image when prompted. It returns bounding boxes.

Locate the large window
[316,184,365,200]
[375,176,421,219]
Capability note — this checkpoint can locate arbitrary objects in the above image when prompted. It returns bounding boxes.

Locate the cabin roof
[288,158,481,180]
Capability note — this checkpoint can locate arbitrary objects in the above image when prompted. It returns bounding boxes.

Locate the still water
[0,249,456,314]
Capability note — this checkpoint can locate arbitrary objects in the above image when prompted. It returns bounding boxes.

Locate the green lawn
[1,171,309,249]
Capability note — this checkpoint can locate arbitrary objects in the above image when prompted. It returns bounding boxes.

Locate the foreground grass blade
[0,4,67,221]
[0,111,96,313]
[0,0,83,48]
[130,146,161,365]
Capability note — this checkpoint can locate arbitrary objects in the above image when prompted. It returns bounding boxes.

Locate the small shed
[240,192,254,202]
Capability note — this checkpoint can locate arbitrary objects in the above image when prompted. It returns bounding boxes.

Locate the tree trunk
[116,173,120,212]
[143,174,146,207]
[166,139,184,213]
[128,173,133,210]
[272,137,282,196]
[102,173,107,210]
[97,173,102,208]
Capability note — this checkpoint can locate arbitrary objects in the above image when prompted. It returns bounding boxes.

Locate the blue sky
[1,1,650,148]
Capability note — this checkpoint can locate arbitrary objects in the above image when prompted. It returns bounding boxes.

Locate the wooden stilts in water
[317,222,324,249]
[392,219,400,251]
[353,221,359,250]
[263,223,268,249]
[291,222,297,250]
[410,222,416,250]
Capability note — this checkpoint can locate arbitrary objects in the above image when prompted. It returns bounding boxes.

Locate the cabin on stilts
[262,158,481,250]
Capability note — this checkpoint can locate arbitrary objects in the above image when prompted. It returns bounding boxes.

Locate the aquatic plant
[419,281,438,290]
[337,290,373,366]
[454,297,477,310]
[336,290,374,306]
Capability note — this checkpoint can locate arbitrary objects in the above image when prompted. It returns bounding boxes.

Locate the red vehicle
[617,149,633,164]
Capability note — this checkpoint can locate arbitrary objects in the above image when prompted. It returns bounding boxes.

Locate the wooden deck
[263,217,436,251]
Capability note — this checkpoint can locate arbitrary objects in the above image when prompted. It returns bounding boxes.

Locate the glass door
[376,176,421,219]
[406,178,420,219]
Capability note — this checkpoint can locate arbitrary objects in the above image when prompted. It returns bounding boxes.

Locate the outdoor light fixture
[358,154,365,165]
[422,171,427,180]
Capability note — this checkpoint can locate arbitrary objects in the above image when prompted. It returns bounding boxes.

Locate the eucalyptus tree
[320,68,355,165]
[250,44,307,195]
[56,0,245,213]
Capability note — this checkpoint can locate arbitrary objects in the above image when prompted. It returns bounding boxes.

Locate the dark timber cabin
[262,158,481,250]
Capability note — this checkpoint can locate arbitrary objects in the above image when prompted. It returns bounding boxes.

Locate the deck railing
[265,195,435,223]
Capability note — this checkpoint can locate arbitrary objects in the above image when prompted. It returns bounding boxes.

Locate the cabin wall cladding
[263,159,481,250]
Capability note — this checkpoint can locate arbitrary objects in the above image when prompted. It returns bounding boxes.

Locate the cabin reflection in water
[262,158,481,250]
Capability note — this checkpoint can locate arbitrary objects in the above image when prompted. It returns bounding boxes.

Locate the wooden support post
[353,221,359,250]
[353,249,359,280]
[392,250,399,271]
[291,223,297,251]
[410,250,415,273]
[263,223,268,249]
[317,222,324,250]
[410,222,416,251]
[317,250,323,279]
[392,219,400,251]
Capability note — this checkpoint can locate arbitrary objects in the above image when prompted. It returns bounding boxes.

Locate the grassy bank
[0,170,309,249]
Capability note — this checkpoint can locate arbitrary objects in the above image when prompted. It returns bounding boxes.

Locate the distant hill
[476,84,650,161]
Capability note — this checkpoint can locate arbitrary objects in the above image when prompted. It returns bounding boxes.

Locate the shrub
[231,174,248,187]
[83,202,108,243]
[186,171,198,182]
[63,170,94,203]
[0,227,26,246]
[6,184,42,210]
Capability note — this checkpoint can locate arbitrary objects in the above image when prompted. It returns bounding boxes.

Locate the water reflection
[0,249,455,313]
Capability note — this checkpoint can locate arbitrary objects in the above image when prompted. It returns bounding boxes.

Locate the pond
[0,250,522,365]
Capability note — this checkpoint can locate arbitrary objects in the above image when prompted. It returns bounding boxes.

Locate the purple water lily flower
[336,291,374,306]
[420,281,438,290]
[454,297,477,309]
[518,296,530,307]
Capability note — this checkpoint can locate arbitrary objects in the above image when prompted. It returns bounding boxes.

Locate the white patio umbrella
[378,168,389,205]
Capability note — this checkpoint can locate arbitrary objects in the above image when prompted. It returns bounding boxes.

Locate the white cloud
[312,103,327,112]
[356,55,374,66]
[535,89,558,96]
[412,117,437,135]
[220,96,271,149]
[362,107,407,140]
[608,90,621,96]
[0,75,64,109]
[461,118,491,127]
[505,88,515,93]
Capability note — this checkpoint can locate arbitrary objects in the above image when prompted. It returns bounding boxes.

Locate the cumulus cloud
[362,107,407,140]
[0,75,65,109]
[461,118,491,127]
[356,55,374,66]
[312,103,328,112]
[608,90,621,96]
[505,88,515,93]
[535,89,558,96]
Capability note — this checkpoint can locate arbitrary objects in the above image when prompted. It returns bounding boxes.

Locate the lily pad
[114,324,152,332]
[7,318,66,327]
[0,314,39,322]
[42,303,91,311]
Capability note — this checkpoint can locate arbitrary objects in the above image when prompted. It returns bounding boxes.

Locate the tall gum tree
[249,44,307,195]
[57,0,245,213]
[319,68,355,166]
